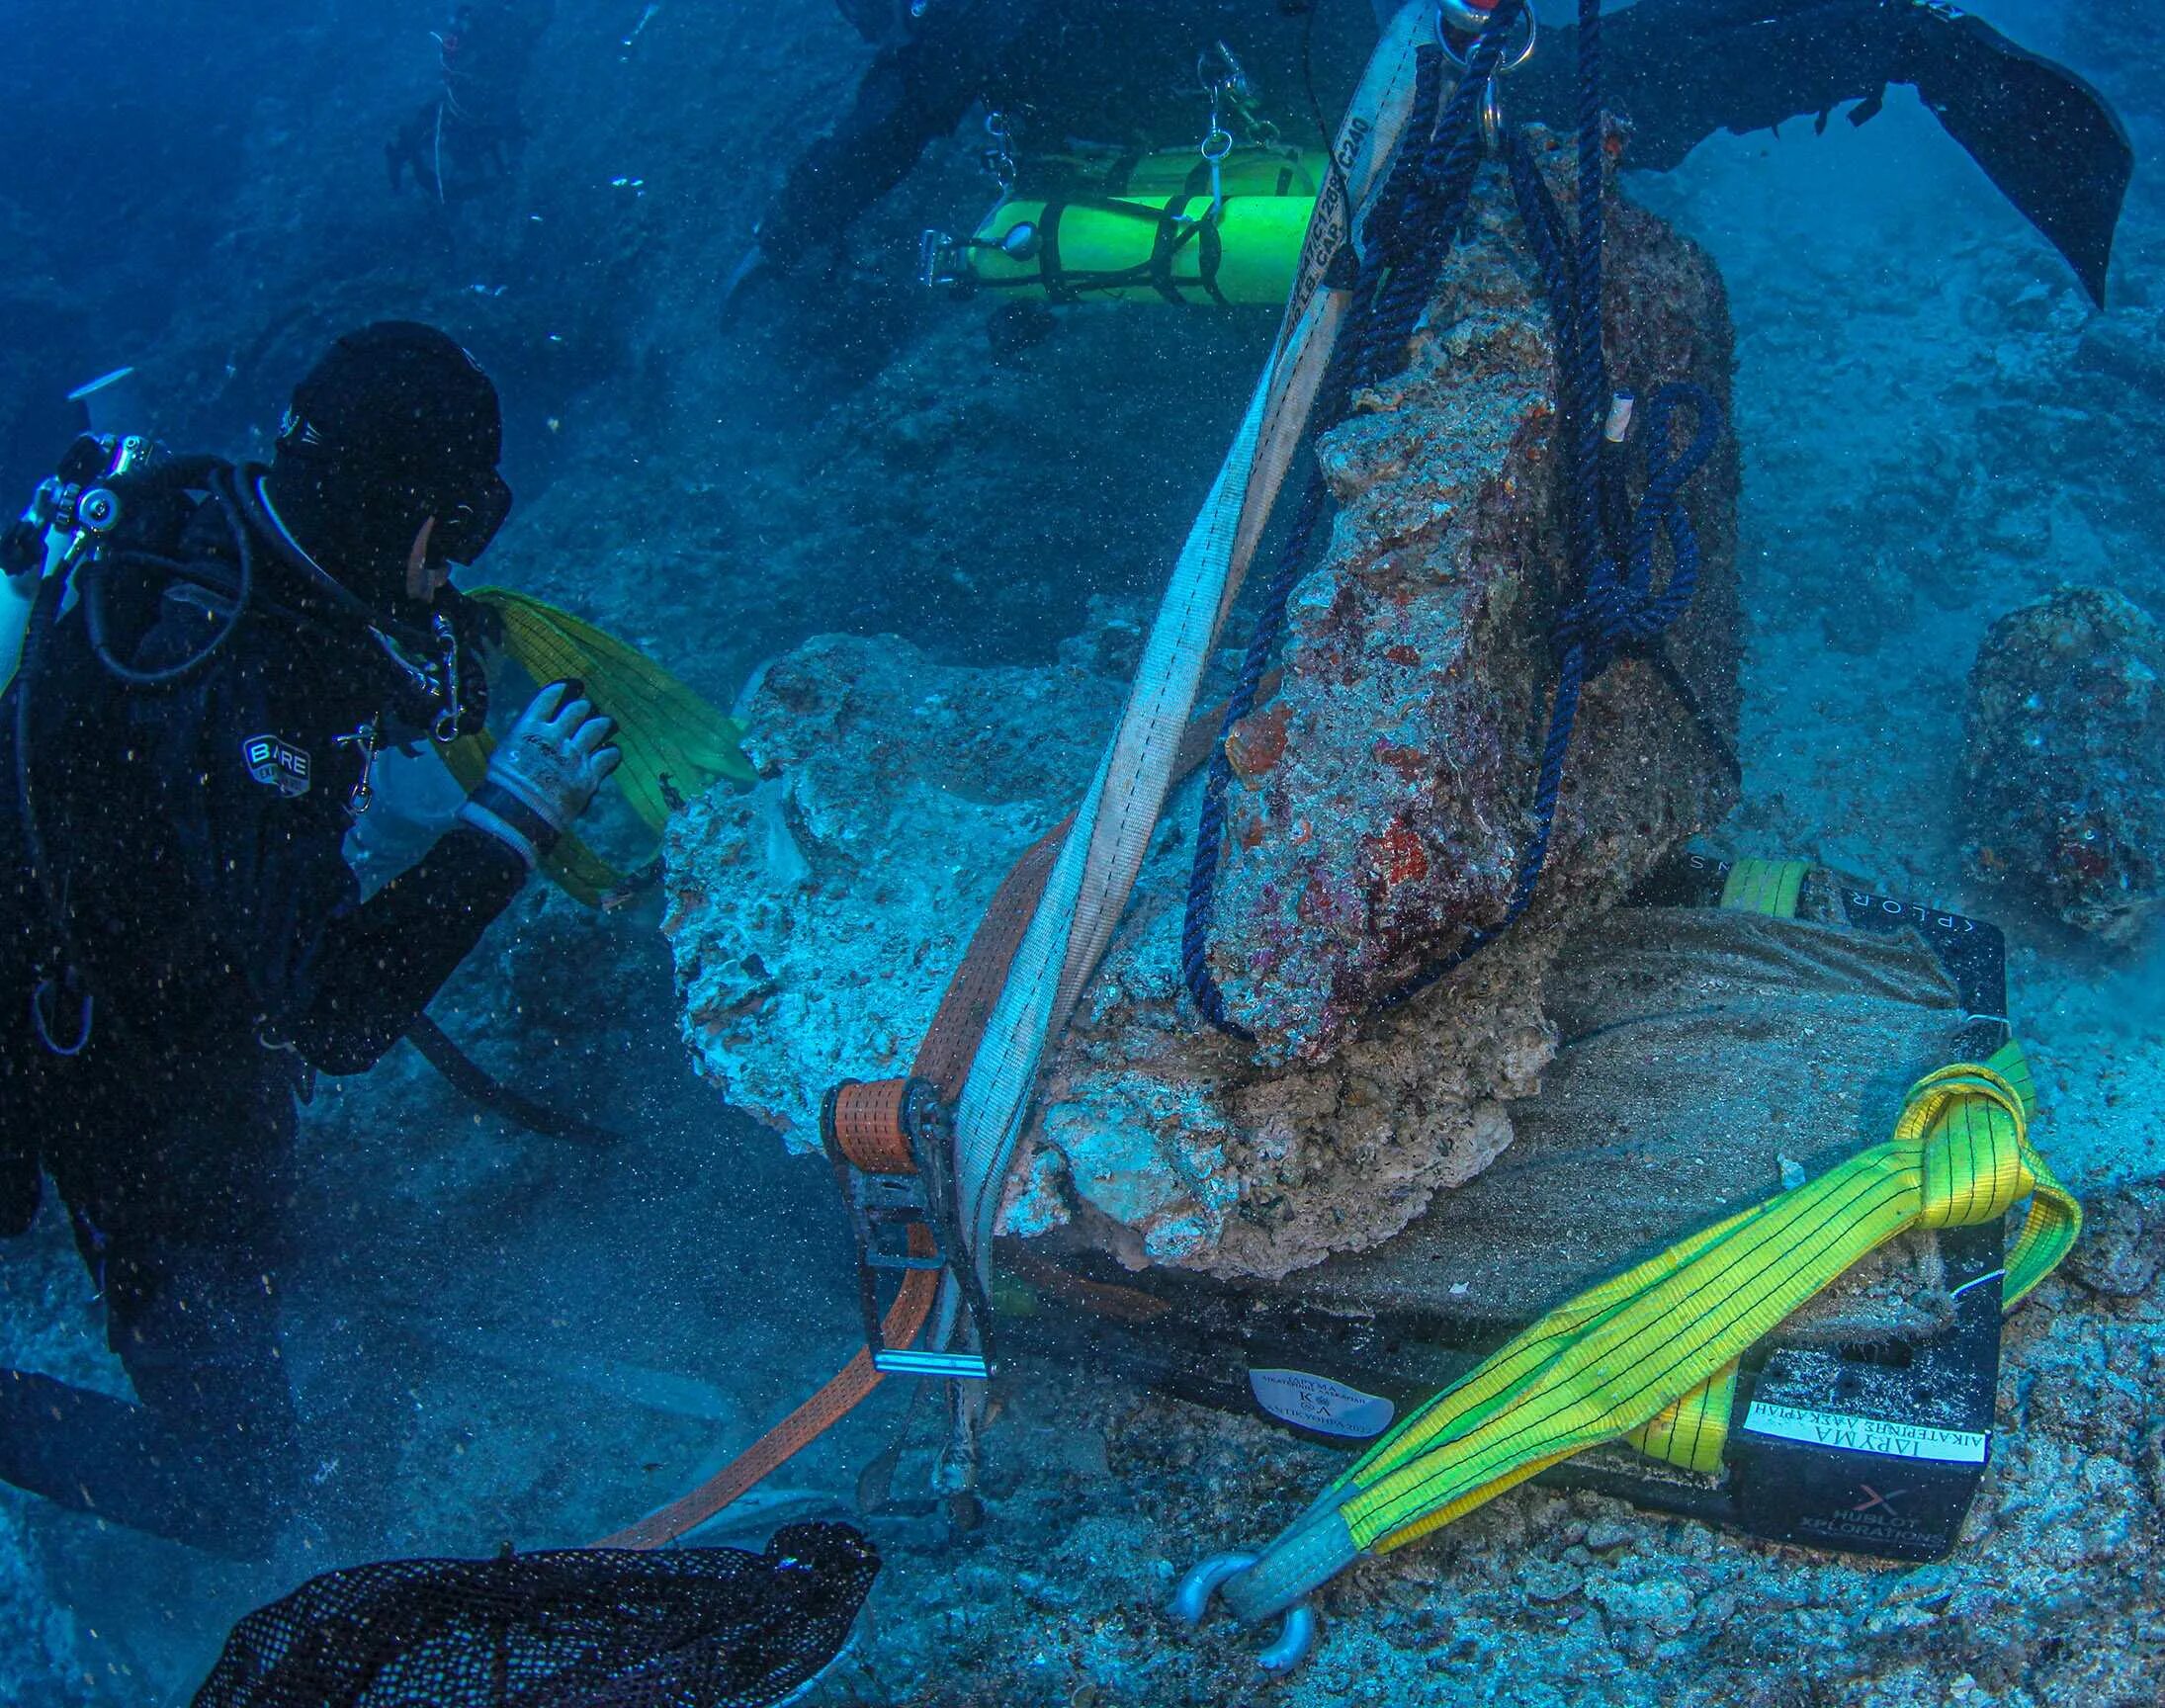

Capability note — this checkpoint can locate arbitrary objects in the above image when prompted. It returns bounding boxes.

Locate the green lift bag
[967,193,1316,305]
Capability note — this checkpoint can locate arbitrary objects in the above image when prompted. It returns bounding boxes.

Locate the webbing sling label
[1742,1401,1989,1465]
[1250,1368,1395,1439]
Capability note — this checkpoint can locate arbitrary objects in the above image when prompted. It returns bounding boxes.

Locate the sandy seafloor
[0,2,2161,1704]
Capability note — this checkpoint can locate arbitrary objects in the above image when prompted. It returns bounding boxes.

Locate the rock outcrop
[1961,584,2164,945]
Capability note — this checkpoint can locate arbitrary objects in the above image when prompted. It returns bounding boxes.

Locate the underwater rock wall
[667,143,1739,1280]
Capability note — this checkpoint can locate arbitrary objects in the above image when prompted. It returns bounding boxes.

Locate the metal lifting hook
[1434,0,1538,152]
[1434,0,1538,71]
[1169,1554,1320,1674]
[1196,40,1250,102]
[1185,42,1249,224]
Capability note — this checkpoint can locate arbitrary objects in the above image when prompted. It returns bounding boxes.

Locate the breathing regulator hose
[79,456,256,689]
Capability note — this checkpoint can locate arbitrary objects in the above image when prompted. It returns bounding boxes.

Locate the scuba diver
[0,322,620,1558]
[727,0,1323,301]
[388,0,557,203]
[728,0,2128,310]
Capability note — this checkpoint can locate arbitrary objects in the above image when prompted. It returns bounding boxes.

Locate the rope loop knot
[1897,1064,2036,1232]
[1552,380,1723,679]
[1892,1060,2081,1307]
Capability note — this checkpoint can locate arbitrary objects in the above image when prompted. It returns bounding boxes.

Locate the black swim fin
[1905,2,2130,307]
[1518,0,2130,307]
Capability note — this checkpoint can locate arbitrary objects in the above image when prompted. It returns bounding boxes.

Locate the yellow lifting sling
[439,588,752,906]
[1210,866,2083,1627]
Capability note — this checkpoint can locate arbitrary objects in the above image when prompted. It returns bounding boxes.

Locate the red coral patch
[1369,821,1430,889]
[1226,702,1291,781]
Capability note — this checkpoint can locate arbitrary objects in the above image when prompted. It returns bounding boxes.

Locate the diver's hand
[457,680,622,868]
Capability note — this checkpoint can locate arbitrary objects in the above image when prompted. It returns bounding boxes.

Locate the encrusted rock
[1960,584,2164,944]
[666,141,1739,1278]
[1196,129,1739,1064]
[663,629,1125,1136]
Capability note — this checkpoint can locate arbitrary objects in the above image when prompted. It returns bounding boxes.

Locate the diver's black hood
[264,321,511,623]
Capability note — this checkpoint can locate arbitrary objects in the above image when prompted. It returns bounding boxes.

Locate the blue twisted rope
[1569,0,1609,579]
[1377,12,1724,1011]
[1376,0,1723,1008]
[1181,4,1530,1039]
[1377,377,1721,1008]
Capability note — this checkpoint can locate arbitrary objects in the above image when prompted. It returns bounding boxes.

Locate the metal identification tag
[1249,1367,1395,1439]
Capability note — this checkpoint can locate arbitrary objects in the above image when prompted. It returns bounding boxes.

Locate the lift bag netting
[192,1522,877,1708]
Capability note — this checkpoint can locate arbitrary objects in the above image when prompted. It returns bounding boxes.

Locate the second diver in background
[388,1,559,205]
[729,0,2129,312]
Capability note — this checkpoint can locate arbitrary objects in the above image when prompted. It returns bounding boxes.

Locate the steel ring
[1436,2,1537,75]
[1200,128,1235,163]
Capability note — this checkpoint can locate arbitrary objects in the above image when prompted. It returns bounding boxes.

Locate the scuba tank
[4,366,258,695]
[954,190,1316,306]
[921,145,1324,305]
[3,366,157,694]
[4,429,230,1057]
[2,431,212,695]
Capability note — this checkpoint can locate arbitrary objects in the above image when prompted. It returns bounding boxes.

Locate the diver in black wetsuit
[731,0,2128,309]
[730,0,1322,294]
[0,323,620,1558]
[388,0,557,202]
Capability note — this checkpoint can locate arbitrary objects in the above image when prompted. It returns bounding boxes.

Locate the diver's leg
[389,103,435,196]
[104,1233,303,1557]
[1511,0,2127,304]
[0,1049,302,1558]
[0,1247,298,1559]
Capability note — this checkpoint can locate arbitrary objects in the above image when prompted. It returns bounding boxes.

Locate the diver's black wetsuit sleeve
[1512,0,2129,305]
[290,826,527,1074]
[127,591,526,1075]
[756,2,1017,267]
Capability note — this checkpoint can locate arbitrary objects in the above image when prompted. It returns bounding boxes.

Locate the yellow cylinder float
[955,144,1324,306]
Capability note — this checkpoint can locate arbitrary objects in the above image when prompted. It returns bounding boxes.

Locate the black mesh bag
[192,1522,879,1708]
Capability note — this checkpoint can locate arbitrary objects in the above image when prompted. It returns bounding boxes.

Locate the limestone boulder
[665,139,1741,1279]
